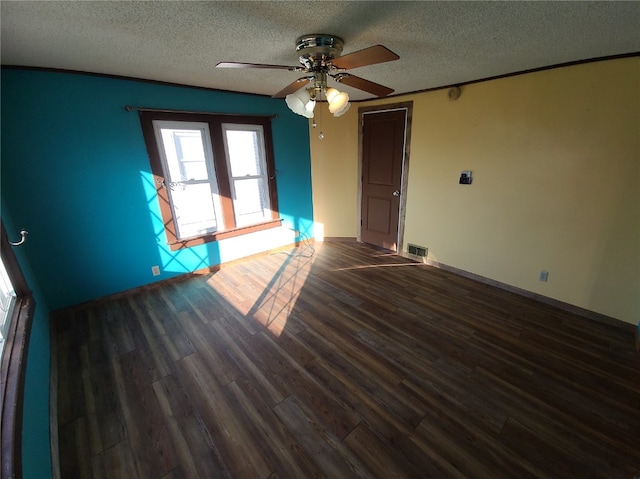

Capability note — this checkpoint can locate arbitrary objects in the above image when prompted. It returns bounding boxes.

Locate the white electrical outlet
[539,270,549,282]
[151,265,161,276]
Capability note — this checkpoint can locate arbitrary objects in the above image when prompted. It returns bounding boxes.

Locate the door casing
[357,101,413,253]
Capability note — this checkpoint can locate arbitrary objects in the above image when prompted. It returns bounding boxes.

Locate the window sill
[168,218,283,251]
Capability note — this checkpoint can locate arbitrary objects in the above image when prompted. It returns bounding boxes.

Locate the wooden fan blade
[331,45,399,70]
[216,62,299,71]
[335,74,394,97]
[272,77,312,98]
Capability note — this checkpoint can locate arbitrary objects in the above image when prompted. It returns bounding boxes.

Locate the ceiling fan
[217,34,399,117]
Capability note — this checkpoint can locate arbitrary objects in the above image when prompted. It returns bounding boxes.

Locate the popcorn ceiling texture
[1,1,639,100]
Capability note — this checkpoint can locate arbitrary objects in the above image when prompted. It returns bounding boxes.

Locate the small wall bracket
[9,229,28,246]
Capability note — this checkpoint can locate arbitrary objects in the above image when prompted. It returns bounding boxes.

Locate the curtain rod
[123,105,278,119]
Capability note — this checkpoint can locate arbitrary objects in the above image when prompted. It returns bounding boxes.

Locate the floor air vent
[407,243,428,262]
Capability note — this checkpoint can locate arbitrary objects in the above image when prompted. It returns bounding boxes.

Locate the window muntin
[222,123,271,227]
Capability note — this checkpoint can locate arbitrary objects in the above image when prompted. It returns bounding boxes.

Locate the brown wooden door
[360,110,406,251]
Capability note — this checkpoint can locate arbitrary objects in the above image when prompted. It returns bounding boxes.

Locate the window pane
[225,130,262,177]
[171,183,218,238]
[159,128,209,182]
[153,120,222,240]
[233,178,267,225]
[0,257,16,354]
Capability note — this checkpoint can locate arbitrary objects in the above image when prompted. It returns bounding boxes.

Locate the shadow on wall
[139,170,316,278]
[140,170,216,275]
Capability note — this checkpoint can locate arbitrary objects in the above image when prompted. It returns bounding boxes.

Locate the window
[0,256,17,354]
[0,221,35,478]
[153,121,222,239]
[222,123,271,227]
[140,112,280,250]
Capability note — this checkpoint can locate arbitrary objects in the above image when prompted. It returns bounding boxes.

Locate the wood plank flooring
[54,240,640,478]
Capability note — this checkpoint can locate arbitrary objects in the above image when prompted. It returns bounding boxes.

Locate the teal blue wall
[1,68,314,478]
[1,69,313,310]
[1,209,52,479]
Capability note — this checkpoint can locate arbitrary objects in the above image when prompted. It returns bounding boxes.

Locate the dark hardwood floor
[54,240,640,478]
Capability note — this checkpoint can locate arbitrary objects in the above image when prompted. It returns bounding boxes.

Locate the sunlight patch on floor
[205,246,315,337]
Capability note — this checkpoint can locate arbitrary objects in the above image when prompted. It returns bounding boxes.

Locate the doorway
[358,102,412,252]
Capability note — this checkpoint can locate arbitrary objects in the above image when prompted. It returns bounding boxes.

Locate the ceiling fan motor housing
[296,34,344,70]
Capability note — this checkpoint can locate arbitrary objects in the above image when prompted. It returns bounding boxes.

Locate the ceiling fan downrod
[313,71,328,92]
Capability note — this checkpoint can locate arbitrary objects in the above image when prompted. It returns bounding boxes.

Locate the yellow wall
[310,57,640,324]
[309,107,360,240]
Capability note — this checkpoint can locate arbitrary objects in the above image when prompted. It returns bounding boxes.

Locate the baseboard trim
[321,236,358,243]
[51,240,311,319]
[419,256,635,335]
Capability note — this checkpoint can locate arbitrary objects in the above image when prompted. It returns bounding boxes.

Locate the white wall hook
[9,229,28,246]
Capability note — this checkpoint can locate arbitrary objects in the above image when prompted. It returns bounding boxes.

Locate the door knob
[392,190,400,197]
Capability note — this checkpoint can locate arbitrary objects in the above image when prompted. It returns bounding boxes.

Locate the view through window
[0,255,17,355]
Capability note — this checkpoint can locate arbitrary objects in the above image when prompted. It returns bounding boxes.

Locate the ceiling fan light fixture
[325,87,340,103]
[285,83,350,119]
[304,100,317,117]
[332,101,351,117]
[328,91,349,114]
[285,88,316,118]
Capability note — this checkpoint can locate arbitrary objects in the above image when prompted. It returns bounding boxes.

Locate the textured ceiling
[1,1,639,101]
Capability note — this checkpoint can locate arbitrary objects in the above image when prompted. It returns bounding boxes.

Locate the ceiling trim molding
[0,65,275,99]
[377,52,640,102]
[2,51,638,103]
